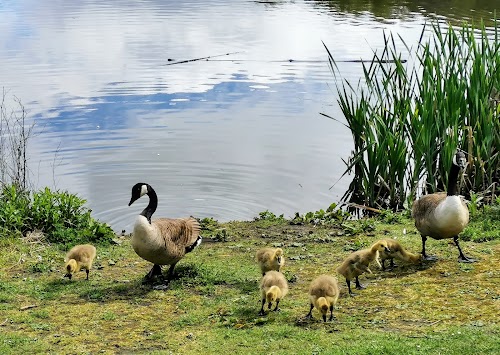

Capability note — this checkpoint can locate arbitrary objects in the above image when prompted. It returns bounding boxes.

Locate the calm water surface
[0,0,497,231]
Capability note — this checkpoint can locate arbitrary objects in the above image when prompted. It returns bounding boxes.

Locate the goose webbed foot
[458,255,477,263]
[422,254,438,261]
[258,309,266,316]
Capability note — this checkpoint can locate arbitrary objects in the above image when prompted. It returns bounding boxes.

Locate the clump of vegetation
[324,20,500,211]
[254,210,286,222]
[0,184,114,247]
[290,203,349,225]
[0,93,114,247]
[199,217,230,242]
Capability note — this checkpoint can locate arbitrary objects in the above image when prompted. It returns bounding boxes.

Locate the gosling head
[317,297,329,322]
[129,183,150,206]
[266,286,279,309]
[453,150,467,169]
[374,241,390,254]
[275,248,284,264]
[64,259,77,280]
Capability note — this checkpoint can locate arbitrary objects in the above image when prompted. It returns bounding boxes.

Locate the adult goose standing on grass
[128,183,202,283]
[412,150,475,263]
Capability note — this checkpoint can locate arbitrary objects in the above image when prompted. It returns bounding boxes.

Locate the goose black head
[129,183,149,206]
[453,150,467,169]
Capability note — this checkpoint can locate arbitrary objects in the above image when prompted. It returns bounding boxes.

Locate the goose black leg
[145,264,162,281]
[455,236,476,263]
[166,262,178,281]
[421,235,437,261]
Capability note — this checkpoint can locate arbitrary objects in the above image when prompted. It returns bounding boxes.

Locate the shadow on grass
[167,263,257,294]
[376,258,438,279]
[41,278,154,303]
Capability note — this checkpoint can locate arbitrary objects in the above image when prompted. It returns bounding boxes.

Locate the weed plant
[324,20,500,210]
[0,184,114,247]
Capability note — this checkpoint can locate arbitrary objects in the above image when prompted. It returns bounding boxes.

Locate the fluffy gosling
[256,247,285,276]
[336,240,390,295]
[64,244,97,280]
[378,238,422,270]
[259,270,289,315]
[306,275,340,322]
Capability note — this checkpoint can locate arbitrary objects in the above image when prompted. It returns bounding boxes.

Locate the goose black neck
[140,188,158,224]
[447,163,460,196]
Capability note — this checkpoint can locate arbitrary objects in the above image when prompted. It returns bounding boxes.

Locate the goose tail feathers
[186,235,202,253]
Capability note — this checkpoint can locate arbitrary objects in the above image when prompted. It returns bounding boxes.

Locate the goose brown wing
[154,217,200,247]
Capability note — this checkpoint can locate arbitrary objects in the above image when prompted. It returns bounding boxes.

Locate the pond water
[0,0,498,232]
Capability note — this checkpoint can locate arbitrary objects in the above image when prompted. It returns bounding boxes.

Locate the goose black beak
[128,197,137,206]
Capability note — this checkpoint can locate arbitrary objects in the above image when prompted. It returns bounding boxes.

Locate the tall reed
[324,20,500,210]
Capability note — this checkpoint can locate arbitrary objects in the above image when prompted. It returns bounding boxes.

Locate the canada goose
[412,150,475,262]
[378,238,422,270]
[305,275,339,322]
[259,270,289,315]
[336,241,390,295]
[64,244,96,280]
[128,183,202,282]
[256,247,285,276]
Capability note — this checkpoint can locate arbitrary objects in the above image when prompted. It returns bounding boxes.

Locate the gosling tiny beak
[277,256,281,263]
[268,302,272,309]
[64,273,72,280]
[385,247,391,253]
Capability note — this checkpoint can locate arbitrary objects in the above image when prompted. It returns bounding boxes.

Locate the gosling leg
[329,304,334,322]
[85,269,89,280]
[305,303,314,319]
[273,299,281,312]
[355,276,365,290]
[258,299,266,316]
[455,236,476,263]
[346,279,356,296]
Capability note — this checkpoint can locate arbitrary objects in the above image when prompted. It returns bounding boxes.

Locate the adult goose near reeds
[128,183,202,282]
[412,150,475,263]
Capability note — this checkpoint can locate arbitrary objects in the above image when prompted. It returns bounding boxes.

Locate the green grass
[0,213,498,354]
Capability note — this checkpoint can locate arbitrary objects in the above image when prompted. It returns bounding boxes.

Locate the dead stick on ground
[20,304,37,311]
[162,51,244,66]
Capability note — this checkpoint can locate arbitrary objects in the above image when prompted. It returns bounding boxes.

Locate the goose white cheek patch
[140,184,148,197]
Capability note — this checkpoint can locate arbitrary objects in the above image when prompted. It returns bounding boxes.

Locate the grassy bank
[1,213,498,354]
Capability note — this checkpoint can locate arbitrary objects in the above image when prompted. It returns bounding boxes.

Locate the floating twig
[162,51,244,66]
